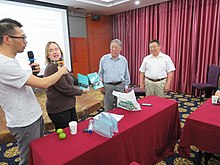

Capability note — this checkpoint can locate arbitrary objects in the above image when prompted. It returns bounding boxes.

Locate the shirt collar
[110,54,120,60]
[150,51,162,58]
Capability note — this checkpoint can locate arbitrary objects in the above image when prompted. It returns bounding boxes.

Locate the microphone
[57,60,64,67]
[27,51,38,76]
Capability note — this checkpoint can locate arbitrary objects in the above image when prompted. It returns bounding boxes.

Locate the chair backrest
[207,65,220,86]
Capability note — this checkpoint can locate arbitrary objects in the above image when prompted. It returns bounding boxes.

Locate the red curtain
[113,0,220,94]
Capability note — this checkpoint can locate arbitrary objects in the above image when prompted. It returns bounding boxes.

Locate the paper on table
[94,117,113,138]
[93,112,124,138]
[102,112,124,122]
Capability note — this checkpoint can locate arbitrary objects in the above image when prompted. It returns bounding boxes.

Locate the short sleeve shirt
[0,54,42,127]
[139,52,175,79]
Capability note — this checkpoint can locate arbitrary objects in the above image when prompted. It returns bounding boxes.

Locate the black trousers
[48,107,78,130]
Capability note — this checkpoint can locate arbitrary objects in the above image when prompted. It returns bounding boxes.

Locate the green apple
[56,128,63,134]
[59,132,66,140]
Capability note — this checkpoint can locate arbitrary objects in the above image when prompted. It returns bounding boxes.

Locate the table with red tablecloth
[29,96,181,165]
[178,98,220,157]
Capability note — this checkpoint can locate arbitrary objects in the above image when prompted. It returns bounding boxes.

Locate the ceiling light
[101,0,113,2]
[135,0,140,5]
[76,0,130,7]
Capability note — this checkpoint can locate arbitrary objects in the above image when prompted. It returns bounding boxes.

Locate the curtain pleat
[112,0,220,94]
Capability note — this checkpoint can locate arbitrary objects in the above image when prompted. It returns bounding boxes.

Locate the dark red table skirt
[178,98,220,157]
[29,96,181,165]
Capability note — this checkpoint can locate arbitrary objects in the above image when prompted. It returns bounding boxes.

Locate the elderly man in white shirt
[139,39,175,97]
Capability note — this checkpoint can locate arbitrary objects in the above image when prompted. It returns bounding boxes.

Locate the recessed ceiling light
[101,0,113,2]
[135,0,140,5]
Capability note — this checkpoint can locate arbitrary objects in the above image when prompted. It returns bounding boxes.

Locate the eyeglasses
[1,35,27,40]
[8,35,27,40]
[149,45,158,50]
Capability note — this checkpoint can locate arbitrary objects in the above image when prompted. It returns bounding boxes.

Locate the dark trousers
[8,116,44,165]
[104,83,125,111]
[48,107,78,130]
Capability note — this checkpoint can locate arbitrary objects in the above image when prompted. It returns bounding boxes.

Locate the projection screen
[0,0,72,76]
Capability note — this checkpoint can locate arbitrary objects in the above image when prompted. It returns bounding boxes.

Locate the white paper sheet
[102,112,124,122]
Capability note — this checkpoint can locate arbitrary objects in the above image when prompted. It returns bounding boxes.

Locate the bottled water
[88,119,94,134]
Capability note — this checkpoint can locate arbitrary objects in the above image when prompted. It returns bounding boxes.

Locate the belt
[106,81,123,85]
[146,77,166,82]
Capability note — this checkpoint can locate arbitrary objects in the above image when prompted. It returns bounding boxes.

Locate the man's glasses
[8,35,27,40]
[149,45,158,50]
[1,35,27,40]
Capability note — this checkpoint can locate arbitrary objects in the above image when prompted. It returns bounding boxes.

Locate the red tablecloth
[29,96,181,165]
[178,98,220,157]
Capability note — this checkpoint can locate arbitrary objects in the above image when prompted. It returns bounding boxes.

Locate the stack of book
[77,72,104,90]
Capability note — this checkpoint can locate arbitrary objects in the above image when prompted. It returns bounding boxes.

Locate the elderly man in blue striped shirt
[98,39,130,111]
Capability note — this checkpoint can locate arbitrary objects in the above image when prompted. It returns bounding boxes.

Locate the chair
[191,65,220,101]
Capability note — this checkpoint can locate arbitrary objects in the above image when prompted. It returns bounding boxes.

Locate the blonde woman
[44,41,87,130]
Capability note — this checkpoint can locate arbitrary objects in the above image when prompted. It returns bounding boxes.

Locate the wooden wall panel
[70,37,89,75]
[87,15,113,72]
[70,15,113,76]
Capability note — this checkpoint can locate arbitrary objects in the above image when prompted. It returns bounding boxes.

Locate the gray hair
[110,39,122,47]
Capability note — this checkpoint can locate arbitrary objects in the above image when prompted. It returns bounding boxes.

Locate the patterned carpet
[0,92,220,165]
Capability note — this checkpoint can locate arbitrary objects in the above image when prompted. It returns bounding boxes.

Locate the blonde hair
[45,41,63,65]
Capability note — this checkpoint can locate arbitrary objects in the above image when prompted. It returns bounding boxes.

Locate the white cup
[69,121,77,135]
[212,95,218,104]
